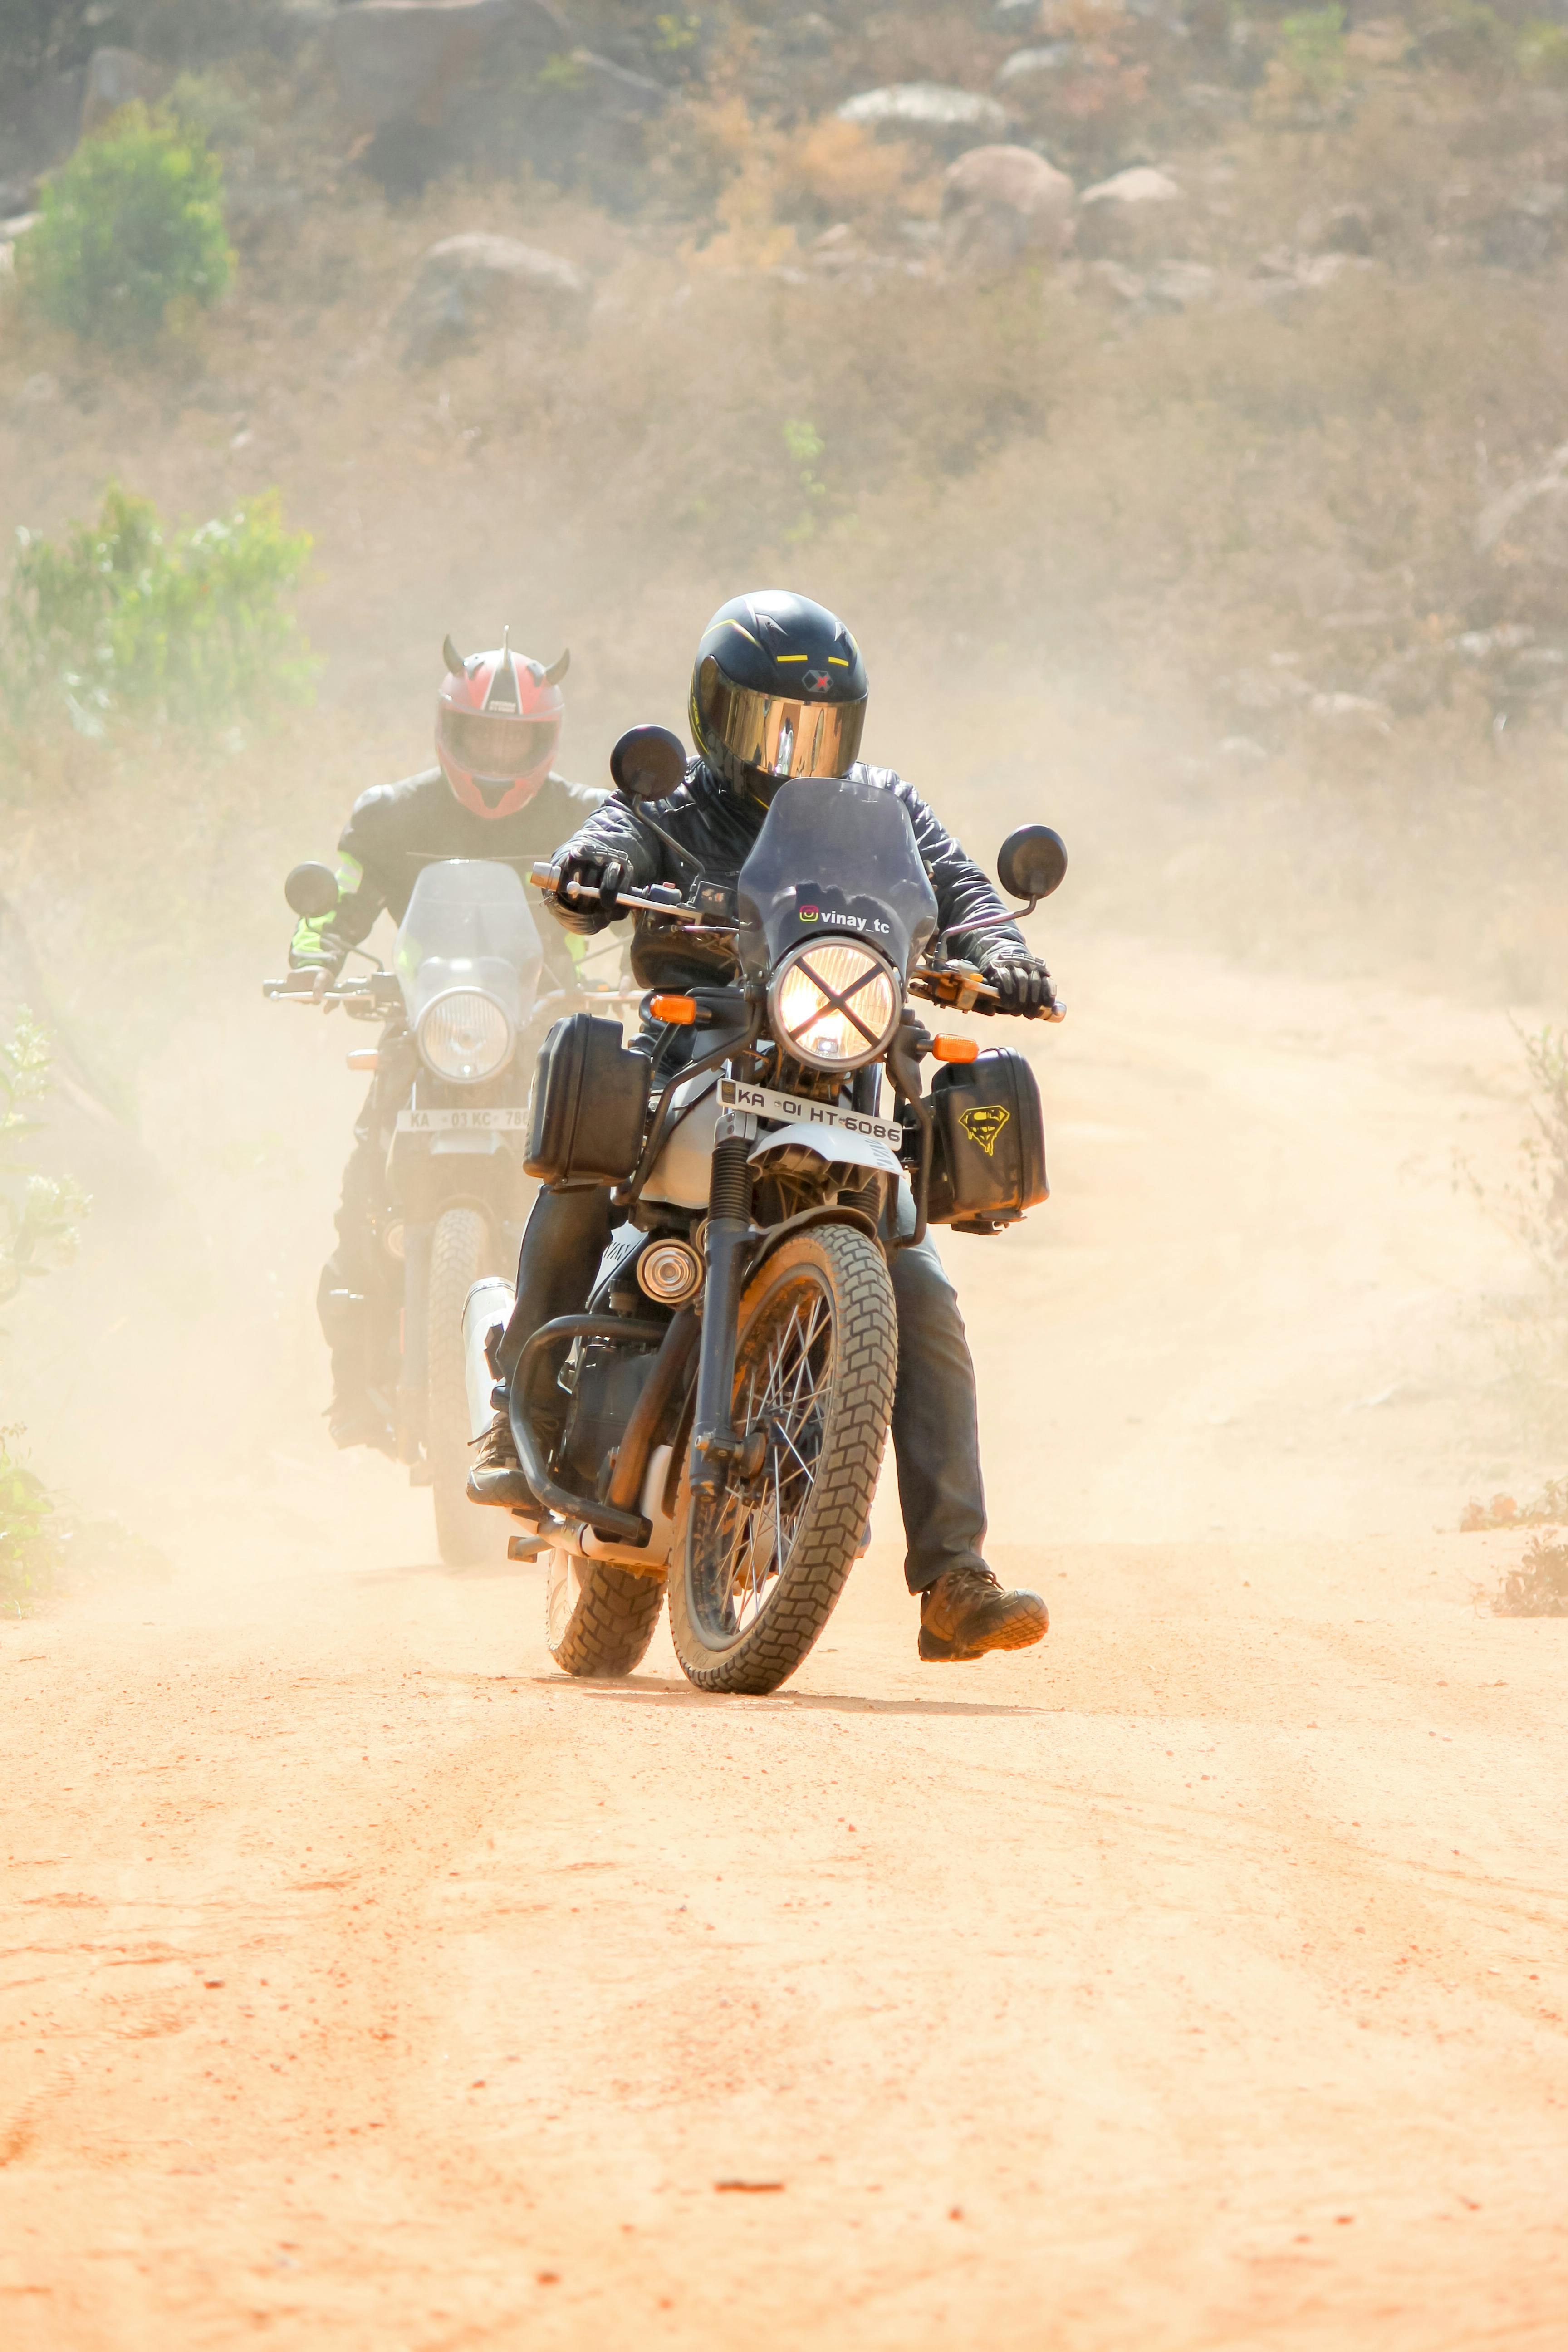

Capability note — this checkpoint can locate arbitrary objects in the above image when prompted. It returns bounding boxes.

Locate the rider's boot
[466,1402,540,1513]
[917,1562,1048,1662]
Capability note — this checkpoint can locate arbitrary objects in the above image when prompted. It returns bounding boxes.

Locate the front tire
[545,1548,665,1677]
[668,1225,897,1696]
[428,1205,500,1567]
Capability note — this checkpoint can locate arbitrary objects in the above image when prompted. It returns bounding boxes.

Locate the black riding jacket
[552,759,1024,992]
[290,767,606,986]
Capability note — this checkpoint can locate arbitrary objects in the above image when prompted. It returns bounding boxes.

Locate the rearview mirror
[610,725,687,803]
[284,861,340,920]
[997,825,1067,905]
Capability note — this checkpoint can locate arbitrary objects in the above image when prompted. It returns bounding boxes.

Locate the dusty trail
[4,935,1567,2348]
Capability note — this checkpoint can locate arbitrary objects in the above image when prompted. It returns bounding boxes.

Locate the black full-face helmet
[689,589,868,810]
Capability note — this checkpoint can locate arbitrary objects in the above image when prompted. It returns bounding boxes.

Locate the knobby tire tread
[669,1225,897,1696]
[549,1560,666,1678]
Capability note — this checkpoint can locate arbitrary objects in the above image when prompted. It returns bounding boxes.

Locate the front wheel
[667,1225,897,1696]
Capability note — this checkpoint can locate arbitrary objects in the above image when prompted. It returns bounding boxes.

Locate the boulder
[1076,163,1181,259]
[996,44,1077,85]
[78,48,163,140]
[1477,445,1568,567]
[940,144,1074,274]
[394,231,590,364]
[837,84,1010,147]
[327,0,562,132]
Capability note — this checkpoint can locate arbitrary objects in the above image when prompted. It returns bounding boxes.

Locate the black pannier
[525,1013,651,1187]
[924,1046,1048,1235]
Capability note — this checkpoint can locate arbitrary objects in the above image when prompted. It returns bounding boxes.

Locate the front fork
[688,1112,757,1500]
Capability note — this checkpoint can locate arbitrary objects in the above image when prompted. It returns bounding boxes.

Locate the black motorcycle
[480,728,1067,1694]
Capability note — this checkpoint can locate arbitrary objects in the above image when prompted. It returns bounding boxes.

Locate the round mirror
[284,861,340,920]
[610,725,687,803]
[997,825,1068,904]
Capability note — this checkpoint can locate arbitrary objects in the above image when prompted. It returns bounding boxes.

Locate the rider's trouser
[497,1184,989,1594]
[317,1078,400,1422]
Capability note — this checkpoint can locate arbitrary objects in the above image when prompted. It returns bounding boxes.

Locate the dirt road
[4,935,1567,2348]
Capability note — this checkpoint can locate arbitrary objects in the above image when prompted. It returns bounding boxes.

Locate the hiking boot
[917,1562,1049,1661]
[466,1406,539,1512]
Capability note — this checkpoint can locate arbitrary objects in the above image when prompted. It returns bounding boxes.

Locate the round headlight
[769,937,901,1073]
[417,989,513,1083]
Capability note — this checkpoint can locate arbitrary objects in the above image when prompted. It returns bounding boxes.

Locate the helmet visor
[697,660,866,782]
[439,706,556,781]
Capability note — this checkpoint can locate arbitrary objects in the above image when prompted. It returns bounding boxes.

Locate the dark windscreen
[734,775,938,980]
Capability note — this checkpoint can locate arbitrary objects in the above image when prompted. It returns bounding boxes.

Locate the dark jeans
[499,1186,988,1593]
[317,1078,400,1421]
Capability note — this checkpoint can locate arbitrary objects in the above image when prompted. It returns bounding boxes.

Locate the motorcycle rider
[288,635,605,1452]
[474,590,1055,1663]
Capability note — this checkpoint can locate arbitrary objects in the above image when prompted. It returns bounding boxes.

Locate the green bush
[1277,5,1348,101]
[15,102,233,346]
[2,482,317,737]
[0,1427,57,1617]
[0,1009,86,1310]
[1516,19,1568,82]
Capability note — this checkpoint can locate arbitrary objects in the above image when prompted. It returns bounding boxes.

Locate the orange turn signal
[650,993,698,1026]
[345,1049,381,1071]
[931,1035,979,1064]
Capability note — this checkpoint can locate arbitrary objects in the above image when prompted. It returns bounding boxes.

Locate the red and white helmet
[436,631,568,818]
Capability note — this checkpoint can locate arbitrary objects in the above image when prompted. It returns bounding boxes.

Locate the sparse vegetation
[0,1425,59,1617]
[1,483,316,741]
[0,1009,86,1311]
[15,103,233,347]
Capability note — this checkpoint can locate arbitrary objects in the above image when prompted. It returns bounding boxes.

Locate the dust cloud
[2,4,1568,2346]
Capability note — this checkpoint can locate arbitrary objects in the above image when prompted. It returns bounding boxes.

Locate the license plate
[396,1106,529,1134]
[716,1078,903,1149]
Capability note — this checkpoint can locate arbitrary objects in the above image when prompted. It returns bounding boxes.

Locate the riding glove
[550,845,629,914]
[977,945,1056,1014]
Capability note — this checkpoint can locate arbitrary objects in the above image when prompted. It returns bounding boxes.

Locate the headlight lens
[769,938,901,1072]
[417,990,513,1083]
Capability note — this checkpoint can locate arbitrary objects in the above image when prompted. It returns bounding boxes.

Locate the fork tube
[690,1126,754,1498]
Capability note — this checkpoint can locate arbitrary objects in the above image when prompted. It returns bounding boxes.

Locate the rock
[1076,164,1181,259]
[996,44,1077,85]
[394,231,590,364]
[1145,257,1217,308]
[1081,165,1181,211]
[0,213,41,278]
[940,144,1074,274]
[1301,200,1376,255]
[837,85,1011,147]
[994,0,1044,22]
[1308,690,1393,733]
[78,48,163,139]
[327,0,556,132]
[1476,447,1568,565]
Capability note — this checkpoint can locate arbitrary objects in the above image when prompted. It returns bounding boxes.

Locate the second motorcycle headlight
[417,989,514,1083]
[769,938,901,1073]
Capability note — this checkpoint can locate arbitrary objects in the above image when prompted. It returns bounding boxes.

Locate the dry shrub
[1489,1534,1568,1613]
[770,118,930,233]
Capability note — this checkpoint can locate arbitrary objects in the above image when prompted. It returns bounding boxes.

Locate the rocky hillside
[3,0,1568,1018]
